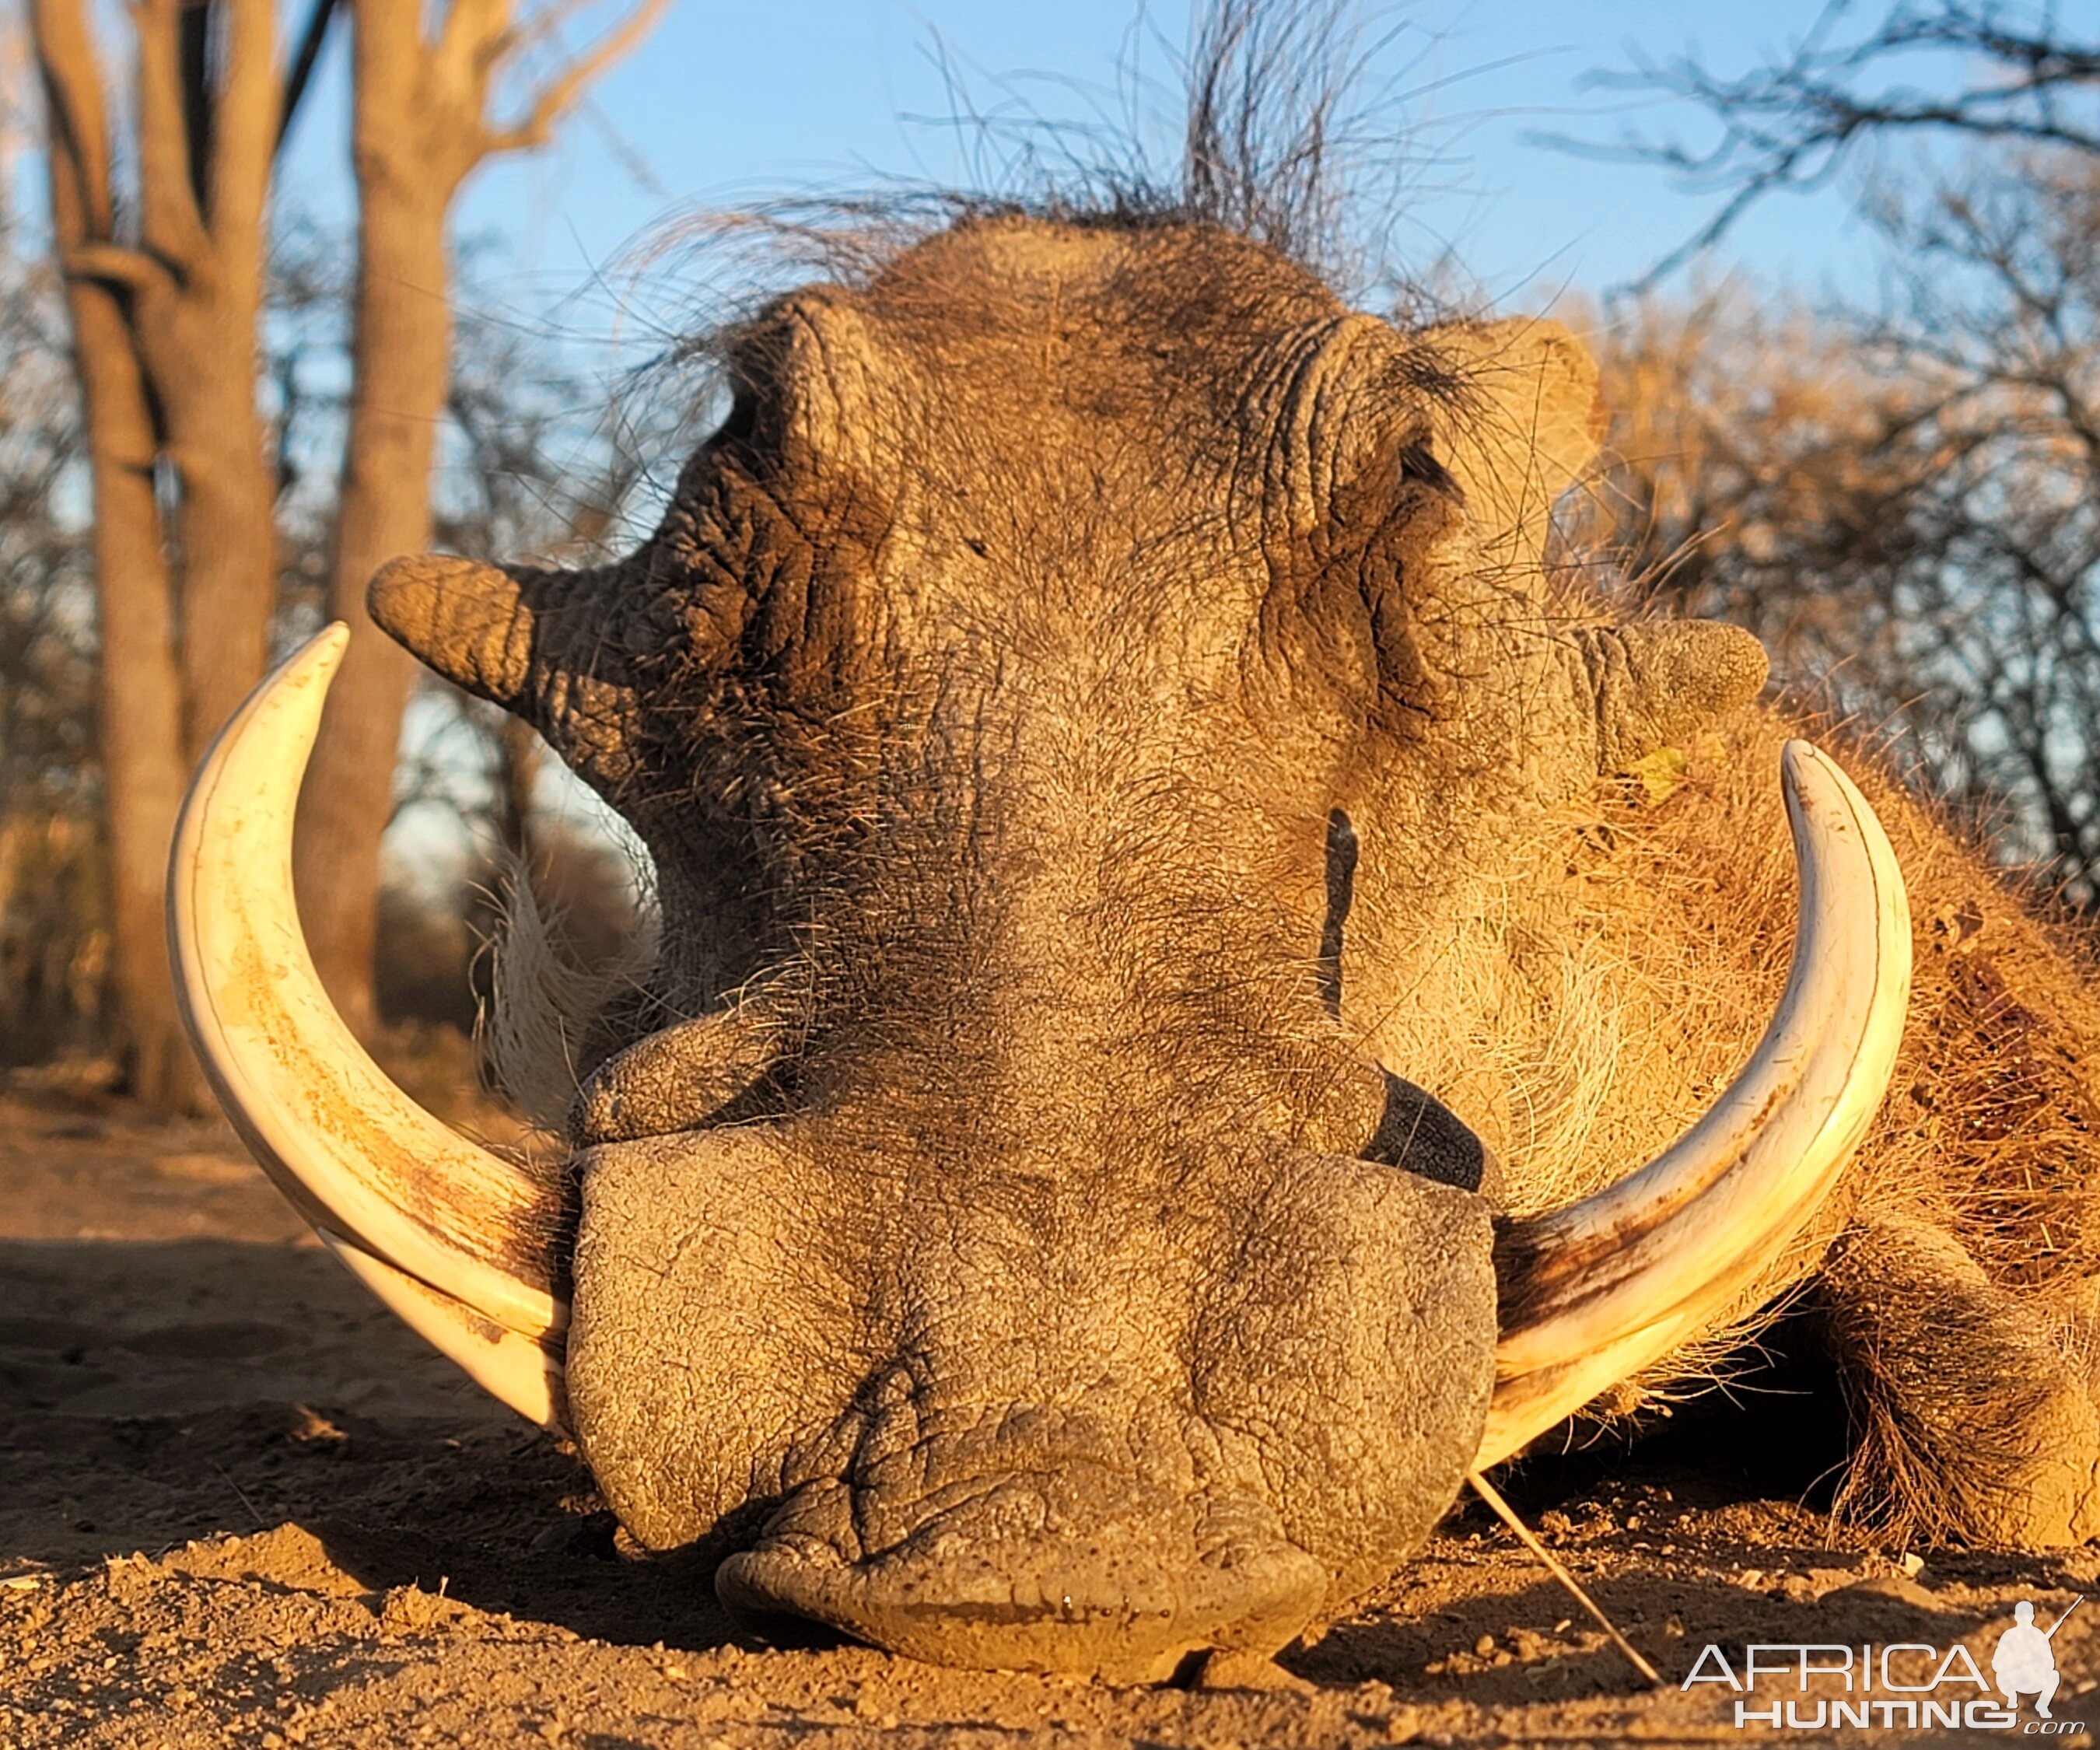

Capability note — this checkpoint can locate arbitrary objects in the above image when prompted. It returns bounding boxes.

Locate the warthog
[169,212,2100,1681]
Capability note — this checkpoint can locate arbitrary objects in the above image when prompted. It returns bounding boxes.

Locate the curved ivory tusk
[1476,739,1910,1470]
[320,1230,568,1429]
[168,624,571,1430]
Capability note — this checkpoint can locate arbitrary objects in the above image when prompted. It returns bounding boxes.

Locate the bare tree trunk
[32,0,206,1110]
[299,117,451,1033]
[78,313,201,1110]
[296,0,663,1035]
[128,0,279,761]
[68,296,200,1108]
[159,317,281,756]
[32,0,278,1112]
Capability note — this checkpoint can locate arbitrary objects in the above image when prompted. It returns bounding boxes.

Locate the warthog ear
[1415,317,1604,576]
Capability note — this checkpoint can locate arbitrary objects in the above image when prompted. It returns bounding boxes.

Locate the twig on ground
[1468,1470,1660,1688]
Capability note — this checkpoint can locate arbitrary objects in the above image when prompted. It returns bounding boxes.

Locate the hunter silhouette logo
[1997,1598,2081,1719]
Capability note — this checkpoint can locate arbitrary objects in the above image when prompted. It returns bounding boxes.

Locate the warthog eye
[1395,439,1454,495]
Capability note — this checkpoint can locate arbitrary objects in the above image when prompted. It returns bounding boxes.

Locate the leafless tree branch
[1558,2,2100,288]
[483,0,667,157]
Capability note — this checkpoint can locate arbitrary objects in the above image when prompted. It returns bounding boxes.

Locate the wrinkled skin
[369,216,1784,1678]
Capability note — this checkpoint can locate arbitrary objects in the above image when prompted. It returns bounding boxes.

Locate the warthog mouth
[716,1464,1328,1682]
[166,625,1911,1673]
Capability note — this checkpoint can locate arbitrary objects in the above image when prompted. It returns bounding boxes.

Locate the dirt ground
[3,1085,2098,1747]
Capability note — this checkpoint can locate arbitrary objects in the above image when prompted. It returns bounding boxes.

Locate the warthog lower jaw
[716,1487,1328,1683]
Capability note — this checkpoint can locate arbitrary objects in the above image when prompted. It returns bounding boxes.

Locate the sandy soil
[4,1086,2098,1747]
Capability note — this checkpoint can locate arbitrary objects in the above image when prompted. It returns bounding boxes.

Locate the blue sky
[278,0,1884,327]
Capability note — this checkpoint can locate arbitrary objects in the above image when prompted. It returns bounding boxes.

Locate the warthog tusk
[320,1229,567,1429]
[168,625,571,1431]
[1477,740,1911,1468]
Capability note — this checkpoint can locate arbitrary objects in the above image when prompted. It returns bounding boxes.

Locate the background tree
[0,212,100,1067]
[1586,1,2100,286]
[296,0,664,1040]
[30,0,282,1108]
[0,190,654,1094]
[26,0,663,1103]
[1578,2,2100,906]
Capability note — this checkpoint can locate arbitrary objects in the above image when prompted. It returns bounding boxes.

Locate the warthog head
[170,216,1910,1679]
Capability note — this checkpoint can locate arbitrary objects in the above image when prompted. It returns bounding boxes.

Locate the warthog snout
[564,1118,1495,1680]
